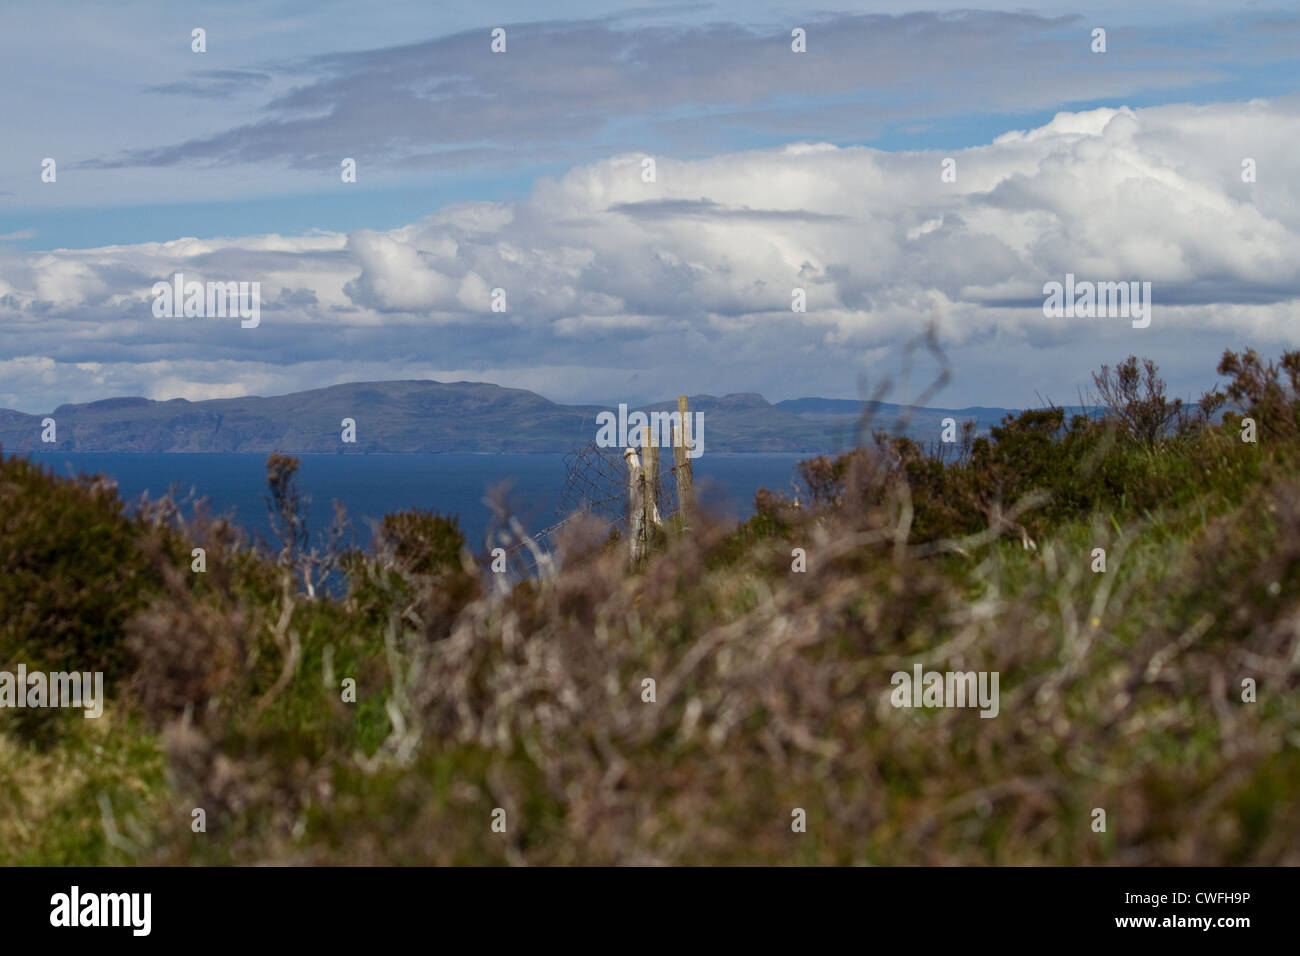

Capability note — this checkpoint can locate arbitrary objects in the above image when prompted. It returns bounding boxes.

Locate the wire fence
[489,439,682,576]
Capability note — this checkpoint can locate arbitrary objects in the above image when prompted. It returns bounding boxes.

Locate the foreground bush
[0,452,167,680]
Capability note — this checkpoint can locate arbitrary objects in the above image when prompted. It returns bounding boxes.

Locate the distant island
[0,380,1020,454]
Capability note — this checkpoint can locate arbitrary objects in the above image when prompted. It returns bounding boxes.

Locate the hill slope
[0,381,1021,454]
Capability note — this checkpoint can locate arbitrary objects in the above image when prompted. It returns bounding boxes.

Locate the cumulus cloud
[1,99,1298,410]
[343,230,488,313]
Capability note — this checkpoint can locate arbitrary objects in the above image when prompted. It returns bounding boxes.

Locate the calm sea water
[8,452,807,555]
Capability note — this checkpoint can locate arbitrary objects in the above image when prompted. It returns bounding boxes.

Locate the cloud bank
[2,99,1298,412]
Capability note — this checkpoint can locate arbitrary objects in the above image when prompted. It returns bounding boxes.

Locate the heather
[1,350,1297,865]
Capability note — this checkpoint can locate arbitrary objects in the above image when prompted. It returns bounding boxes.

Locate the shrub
[1091,355,1182,446]
[0,450,168,679]
[376,509,467,576]
[1216,348,1300,440]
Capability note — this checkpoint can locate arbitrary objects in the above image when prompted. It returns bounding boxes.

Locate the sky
[1,0,1298,413]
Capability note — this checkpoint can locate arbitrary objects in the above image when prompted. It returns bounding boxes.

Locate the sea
[6,451,809,557]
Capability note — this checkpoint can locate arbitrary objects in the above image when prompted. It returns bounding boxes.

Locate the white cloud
[146,378,252,402]
[1,99,1299,410]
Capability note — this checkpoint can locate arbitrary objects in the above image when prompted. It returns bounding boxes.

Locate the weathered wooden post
[672,394,695,527]
[624,445,645,561]
[643,426,661,532]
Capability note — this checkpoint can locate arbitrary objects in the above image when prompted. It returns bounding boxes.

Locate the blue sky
[1,1,1298,412]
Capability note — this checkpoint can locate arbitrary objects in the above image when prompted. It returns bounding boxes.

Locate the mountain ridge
[0,380,1023,454]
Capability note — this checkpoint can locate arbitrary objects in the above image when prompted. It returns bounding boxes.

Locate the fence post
[673,394,695,527]
[643,426,661,531]
[624,446,645,562]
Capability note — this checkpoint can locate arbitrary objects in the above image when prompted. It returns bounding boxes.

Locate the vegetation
[1,349,1297,865]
